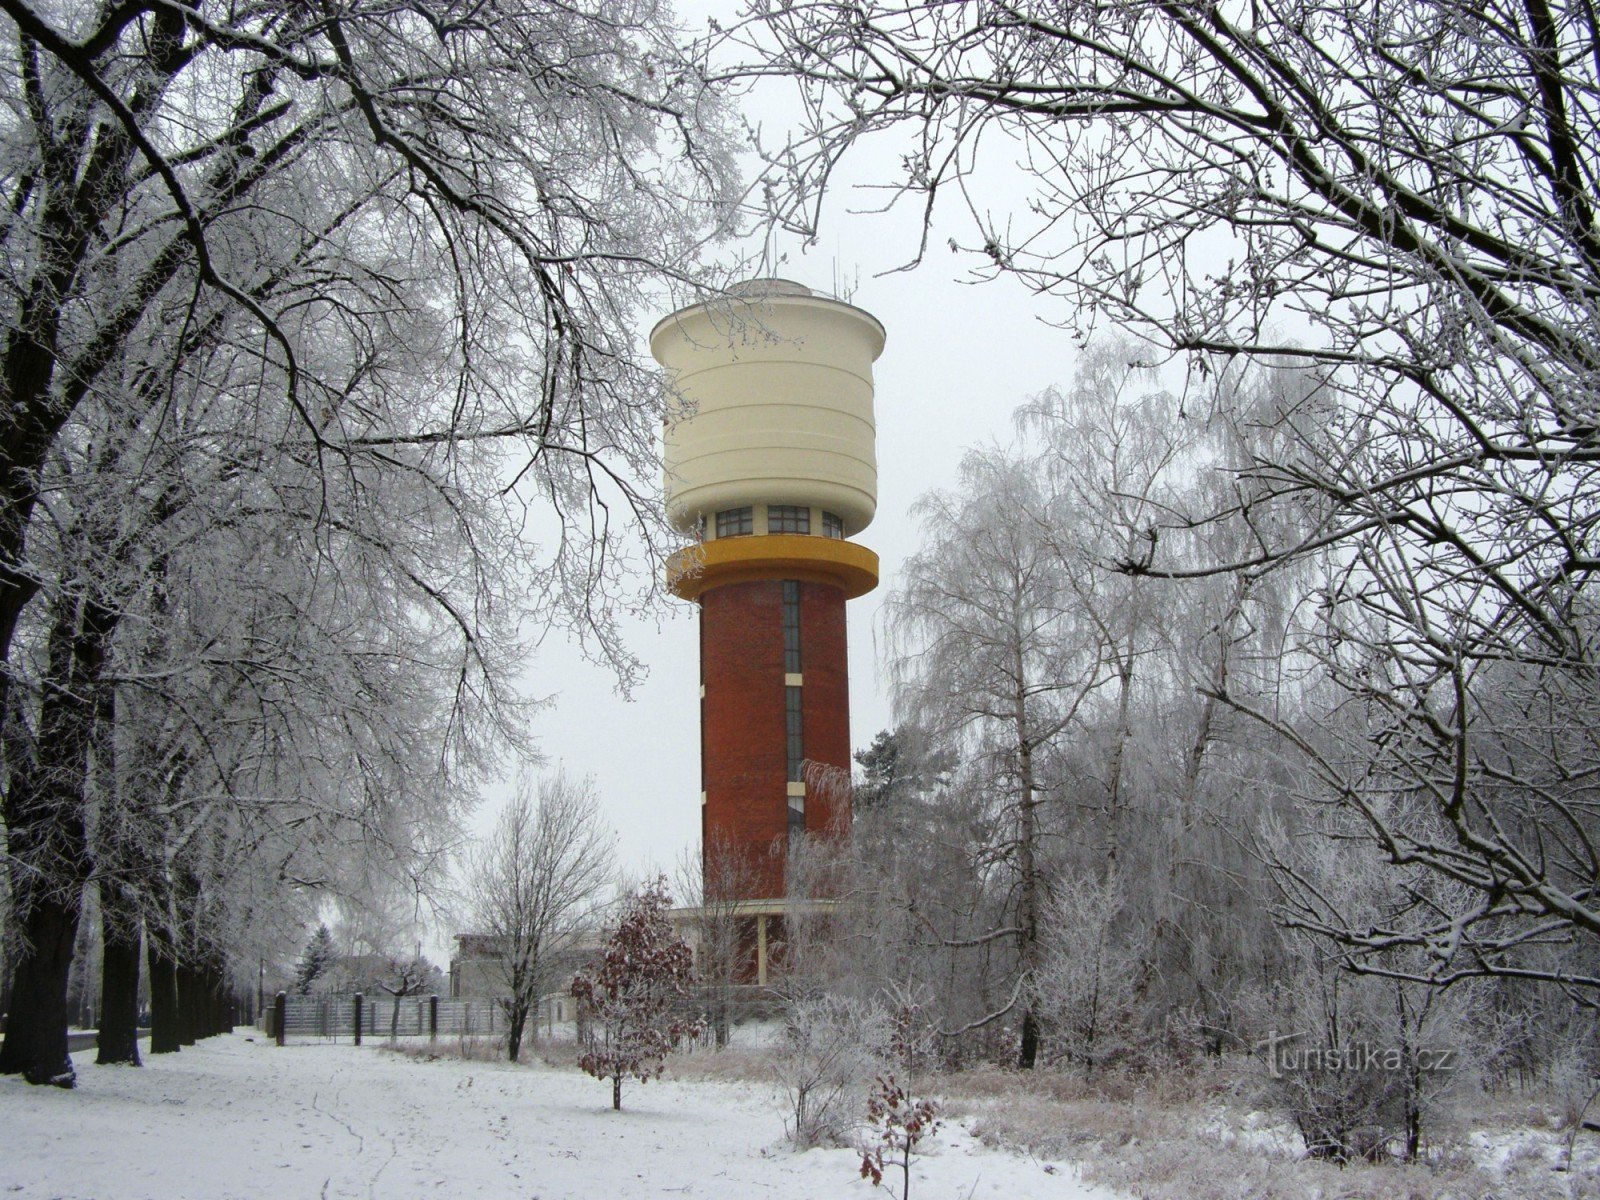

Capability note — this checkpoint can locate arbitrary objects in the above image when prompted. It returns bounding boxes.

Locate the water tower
[652,280,884,983]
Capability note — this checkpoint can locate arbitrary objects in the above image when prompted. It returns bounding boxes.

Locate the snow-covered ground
[0,1033,1125,1200]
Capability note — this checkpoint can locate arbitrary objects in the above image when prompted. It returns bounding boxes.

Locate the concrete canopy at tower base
[671,898,840,988]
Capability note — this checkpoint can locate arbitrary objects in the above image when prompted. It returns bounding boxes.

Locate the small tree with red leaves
[859,1078,941,1199]
[570,877,701,1110]
[859,1003,941,1200]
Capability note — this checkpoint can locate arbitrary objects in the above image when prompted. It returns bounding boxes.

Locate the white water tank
[651,280,885,537]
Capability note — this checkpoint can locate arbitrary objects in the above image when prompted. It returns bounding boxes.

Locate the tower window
[715,506,752,538]
[788,793,805,838]
[768,505,810,534]
[782,580,801,674]
[785,685,804,782]
[822,511,844,539]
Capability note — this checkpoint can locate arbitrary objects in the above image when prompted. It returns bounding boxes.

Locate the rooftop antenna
[830,254,859,304]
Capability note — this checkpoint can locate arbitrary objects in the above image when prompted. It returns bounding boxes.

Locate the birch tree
[1020,343,1196,877]
[887,448,1104,1068]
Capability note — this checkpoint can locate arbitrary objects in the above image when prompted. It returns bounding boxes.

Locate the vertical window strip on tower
[768,504,810,534]
[698,606,706,792]
[785,685,804,783]
[789,792,805,838]
[782,580,801,674]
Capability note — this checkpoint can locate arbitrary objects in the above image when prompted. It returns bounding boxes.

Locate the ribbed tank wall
[653,283,884,537]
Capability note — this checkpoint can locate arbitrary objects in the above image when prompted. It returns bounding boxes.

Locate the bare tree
[1032,872,1147,1080]
[1249,623,1600,1001]
[773,992,890,1148]
[675,832,760,1047]
[1251,818,1487,1161]
[377,954,443,1045]
[1019,342,1198,877]
[1025,350,1319,1052]
[464,773,615,1063]
[736,0,1599,494]
[881,353,1328,1068]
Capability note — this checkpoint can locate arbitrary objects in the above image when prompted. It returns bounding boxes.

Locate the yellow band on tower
[666,534,879,601]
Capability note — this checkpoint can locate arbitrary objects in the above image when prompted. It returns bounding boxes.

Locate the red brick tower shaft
[699,579,852,900]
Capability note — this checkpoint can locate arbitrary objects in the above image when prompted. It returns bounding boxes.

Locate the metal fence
[266,993,506,1044]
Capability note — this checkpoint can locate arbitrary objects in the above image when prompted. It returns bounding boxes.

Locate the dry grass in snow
[941,1063,1600,1200]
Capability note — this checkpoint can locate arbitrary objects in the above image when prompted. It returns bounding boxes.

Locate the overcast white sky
[451,4,1087,937]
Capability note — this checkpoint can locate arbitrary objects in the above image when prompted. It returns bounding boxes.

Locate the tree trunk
[147,905,181,1054]
[713,989,729,1049]
[198,963,214,1039]
[507,999,527,1063]
[174,863,202,1045]
[206,961,226,1039]
[92,612,141,1067]
[1103,659,1133,876]
[176,962,200,1045]
[1013,683,1040,1071]
[66,905,95,1035]
[1404,1085,1422,1161]
[612,1072,622,1111]
[96,905,142,1066]
[0,898,82,1085]
[1018,1008,1040,1072]
[0,591,115,1085]
[0,938,12,1033]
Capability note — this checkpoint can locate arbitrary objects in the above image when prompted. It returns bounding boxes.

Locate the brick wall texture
[700,578,852,900]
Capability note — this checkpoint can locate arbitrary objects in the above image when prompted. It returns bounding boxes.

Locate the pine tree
[294,925,336,997]
[570,879,701,1110]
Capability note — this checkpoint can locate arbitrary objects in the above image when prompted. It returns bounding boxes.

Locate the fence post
[429,995,438,1042]
[353,993,363,1046]
[274,992,286,1047]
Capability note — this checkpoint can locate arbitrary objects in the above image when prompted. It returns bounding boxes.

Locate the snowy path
[0,1034,1124,1200]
